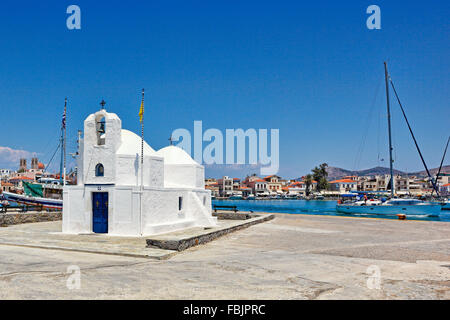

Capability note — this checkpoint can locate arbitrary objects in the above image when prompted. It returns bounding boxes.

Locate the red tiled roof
[329,179,356,184]
[9,176,33,181]
[442,183,450,187]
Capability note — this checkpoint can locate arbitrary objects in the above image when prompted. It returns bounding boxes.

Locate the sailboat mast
[384,62,394,197]
[59,98,67,186]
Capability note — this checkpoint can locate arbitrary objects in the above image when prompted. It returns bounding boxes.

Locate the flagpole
[63,97,67,187]
[140,89,144,236]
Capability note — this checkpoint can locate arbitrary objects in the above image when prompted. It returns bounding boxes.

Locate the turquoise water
[212,199,450,222]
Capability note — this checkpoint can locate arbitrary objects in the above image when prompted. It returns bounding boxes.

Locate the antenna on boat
[384,62,395,198]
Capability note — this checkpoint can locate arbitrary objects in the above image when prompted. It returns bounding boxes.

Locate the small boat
[337,198,441,216]
[229,191,243,200]
[246,194,256,200]
[2,191,62,209]
[442,200,450,210]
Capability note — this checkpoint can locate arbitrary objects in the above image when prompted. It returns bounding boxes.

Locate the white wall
[115,155,164,187]
[63,185,216,236]
[163,164,204,188]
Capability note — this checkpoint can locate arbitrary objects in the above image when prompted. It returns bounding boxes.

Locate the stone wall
[0,211,62,227]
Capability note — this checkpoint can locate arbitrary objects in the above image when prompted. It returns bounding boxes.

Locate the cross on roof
[100,99,106,109]
[168,135,174,145]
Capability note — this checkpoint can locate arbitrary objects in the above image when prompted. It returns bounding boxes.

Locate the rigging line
[39,131,61,162]
[389,79,440,196]
[432,136,450,196]
[353,78,383,171]
[43,142,61,174]
[377,93,382,166]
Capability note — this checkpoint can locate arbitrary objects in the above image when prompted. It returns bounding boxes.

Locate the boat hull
[336,203,441,216]
[2,192,62,209]
[442,202,450,211]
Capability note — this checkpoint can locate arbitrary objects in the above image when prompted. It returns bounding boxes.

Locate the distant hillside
[324,165,449,180]
[410,165,450,177]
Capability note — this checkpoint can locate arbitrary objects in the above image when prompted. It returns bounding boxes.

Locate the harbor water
[212,199,450,222]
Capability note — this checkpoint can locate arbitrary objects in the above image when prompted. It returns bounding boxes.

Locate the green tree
[312,163,329,191]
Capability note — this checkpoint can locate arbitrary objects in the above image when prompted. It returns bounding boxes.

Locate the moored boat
[2,191,62,209]
[442,200,450,210]
[337,198,441,216]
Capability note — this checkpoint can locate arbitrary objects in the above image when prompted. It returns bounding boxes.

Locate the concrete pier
[0,213,448,299]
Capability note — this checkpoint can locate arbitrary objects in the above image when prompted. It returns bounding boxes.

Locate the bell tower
[82,101,122,185]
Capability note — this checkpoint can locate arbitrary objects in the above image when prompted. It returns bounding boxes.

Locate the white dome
[156,145,198,165]
[116,129,156,155]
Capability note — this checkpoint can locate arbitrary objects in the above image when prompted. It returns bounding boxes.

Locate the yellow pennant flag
[139,99,144,123]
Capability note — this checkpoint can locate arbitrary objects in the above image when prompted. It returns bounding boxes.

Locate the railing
[212,205,239,213]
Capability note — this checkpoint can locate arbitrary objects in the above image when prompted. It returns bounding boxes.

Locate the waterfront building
[1,181,13,193]
[328,179,357,193]
[440,183,450,196]
[436,173,450,186]
[359,177,377,191]
[0,169,11,180]
[232,178,241,192]
[8,176,34,189]
[205,184,219,197]
[239,186,252,197]
[217,176,234,197]
[246,178,268,196]
[285,183,303,196]
[244,174,263,183]
[263,175,283,194]
[204,178,217,186]
[63,108,216,236]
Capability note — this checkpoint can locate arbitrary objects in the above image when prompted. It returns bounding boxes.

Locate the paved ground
[0,213,449,299]
[0,215,271,259]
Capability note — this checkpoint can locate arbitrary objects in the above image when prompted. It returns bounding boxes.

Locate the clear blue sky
[0,1,448,178]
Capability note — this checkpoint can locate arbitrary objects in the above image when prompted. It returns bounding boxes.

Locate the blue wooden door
[92,192,108,233]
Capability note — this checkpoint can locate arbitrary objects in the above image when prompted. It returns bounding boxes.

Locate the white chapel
[62,107,217,236]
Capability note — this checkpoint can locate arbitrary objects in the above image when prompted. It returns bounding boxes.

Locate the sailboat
[336,62,442,217]
[1,99,67,210]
